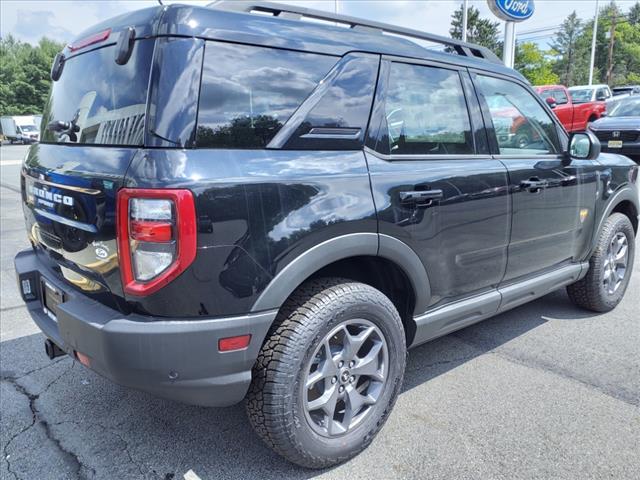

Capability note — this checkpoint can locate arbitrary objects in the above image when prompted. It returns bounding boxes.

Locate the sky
[1,0,638,50]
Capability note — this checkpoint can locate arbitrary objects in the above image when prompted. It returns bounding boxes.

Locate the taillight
[117,189,197,296]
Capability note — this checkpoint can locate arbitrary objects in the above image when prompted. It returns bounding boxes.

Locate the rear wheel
[246,278,406,468]
[567,213,635,312]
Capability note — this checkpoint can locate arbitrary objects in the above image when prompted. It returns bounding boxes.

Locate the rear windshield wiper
[47,112,80,142]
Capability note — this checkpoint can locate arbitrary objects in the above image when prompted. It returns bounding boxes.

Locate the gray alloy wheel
[246,277,406,469]
[567,213,635,312]
[303,319,389,437]
[602,231,629,295]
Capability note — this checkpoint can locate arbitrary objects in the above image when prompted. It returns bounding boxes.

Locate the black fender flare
[250,233,431,315]
[587,186,639,259]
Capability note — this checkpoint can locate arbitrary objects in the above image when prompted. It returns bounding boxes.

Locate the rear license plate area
[41,279,64,321]
[608,140,623,148]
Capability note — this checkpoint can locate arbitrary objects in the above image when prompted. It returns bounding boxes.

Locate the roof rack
[208,0,503,65]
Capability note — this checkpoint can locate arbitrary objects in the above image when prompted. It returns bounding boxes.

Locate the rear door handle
[399,189,443,207]
[520,178,547,193]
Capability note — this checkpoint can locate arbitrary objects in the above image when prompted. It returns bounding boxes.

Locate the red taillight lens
[117,189,197,296]
[68,28,112,52]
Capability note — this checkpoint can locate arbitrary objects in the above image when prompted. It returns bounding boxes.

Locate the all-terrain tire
[245,277,406,469]
[567,213,635,312]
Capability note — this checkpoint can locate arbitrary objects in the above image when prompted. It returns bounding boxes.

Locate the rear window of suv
[41,39,154,146]
[196,42,337,149]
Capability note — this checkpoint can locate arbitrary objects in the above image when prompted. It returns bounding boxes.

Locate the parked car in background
[569,84,613,103]
[608,85,640,111]
[535,84,606,132]
[568,84,620,112]
[612,85,640,97]
[589,96,640,163]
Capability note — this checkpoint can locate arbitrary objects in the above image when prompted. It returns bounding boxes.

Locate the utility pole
[606,12,616,85]
[462,0,469,42]
[588,0,599,85]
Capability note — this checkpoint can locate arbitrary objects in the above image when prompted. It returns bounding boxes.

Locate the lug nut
[350,376,355,383]
[331,376,337,384]
[349,360,355,368]
[338,361,344,368]
[339,385,345,393]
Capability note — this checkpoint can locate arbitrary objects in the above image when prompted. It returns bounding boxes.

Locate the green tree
[449,5,502,57]
[515,42,559,85]
[550,12,585,86]
[575,1,640,85]
[627,1,640,25]
[0,35,63,115]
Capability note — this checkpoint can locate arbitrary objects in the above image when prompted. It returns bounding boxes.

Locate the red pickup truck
[535,85,606,132]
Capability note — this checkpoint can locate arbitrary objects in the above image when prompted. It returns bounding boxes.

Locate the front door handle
[399,189,443,207]
[520,178,547,193]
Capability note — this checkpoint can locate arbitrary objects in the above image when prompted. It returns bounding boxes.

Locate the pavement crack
[1,356,67,382]
[1,362,92,480]
[52,420,163,480]
[0,305,27,313]
[0,182,20,193]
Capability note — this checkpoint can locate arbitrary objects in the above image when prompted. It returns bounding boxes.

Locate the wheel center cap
[340,370,350,383]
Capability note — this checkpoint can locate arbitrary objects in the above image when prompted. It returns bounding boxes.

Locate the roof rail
[208,0,503,65]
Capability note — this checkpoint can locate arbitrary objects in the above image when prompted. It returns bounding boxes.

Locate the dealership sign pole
[462,0,469,42]
[487,0,535,68]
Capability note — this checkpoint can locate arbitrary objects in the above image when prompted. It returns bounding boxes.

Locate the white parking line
[0,160,22,166]
[183,470,202,480]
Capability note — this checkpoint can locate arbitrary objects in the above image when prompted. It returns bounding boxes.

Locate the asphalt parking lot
[1,143,639,480]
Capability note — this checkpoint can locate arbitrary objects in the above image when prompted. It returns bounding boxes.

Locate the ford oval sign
[488,0,535,22]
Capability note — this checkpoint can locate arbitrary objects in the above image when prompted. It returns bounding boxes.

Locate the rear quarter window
[196,42,337,149]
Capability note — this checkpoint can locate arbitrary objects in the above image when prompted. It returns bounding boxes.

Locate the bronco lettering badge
[28,184,74,206]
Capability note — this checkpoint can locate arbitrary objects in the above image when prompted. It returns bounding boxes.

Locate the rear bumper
[14,248,276,407]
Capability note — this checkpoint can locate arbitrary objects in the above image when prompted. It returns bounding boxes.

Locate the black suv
[14,1,639,468]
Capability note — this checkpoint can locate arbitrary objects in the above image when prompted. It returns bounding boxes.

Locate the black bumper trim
[15,249,277,407]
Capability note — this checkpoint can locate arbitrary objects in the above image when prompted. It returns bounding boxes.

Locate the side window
[475,75,561,155]
[553,89,568,104]
[379,62,474,155]
[596,87,610,100]
[196,42,337,148]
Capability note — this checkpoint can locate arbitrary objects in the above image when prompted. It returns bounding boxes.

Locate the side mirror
[566,131,600,163]
[545,97,557,109]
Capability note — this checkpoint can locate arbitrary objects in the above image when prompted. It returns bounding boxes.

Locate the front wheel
[567,213,635,312]
[246,278,406,468]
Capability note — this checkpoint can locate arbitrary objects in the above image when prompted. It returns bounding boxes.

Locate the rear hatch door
[23,33,156,302]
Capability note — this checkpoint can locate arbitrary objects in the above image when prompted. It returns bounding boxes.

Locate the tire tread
[245,277,405,468]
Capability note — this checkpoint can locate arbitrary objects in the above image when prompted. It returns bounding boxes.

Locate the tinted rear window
[196,42,337,148]
[41,39,154,146]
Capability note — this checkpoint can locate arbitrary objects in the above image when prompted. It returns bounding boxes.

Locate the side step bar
[410,262,588,347]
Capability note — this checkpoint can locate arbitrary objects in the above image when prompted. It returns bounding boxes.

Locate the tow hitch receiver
[44,339,66,360]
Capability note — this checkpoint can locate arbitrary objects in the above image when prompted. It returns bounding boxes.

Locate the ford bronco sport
[14,1,639,468]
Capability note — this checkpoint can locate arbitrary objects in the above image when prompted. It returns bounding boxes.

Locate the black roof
[66,2,525,82]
